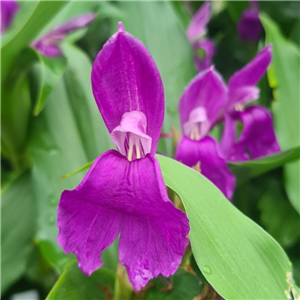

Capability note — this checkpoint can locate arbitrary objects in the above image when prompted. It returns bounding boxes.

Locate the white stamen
[235,103,244,112]
[110,111,152,161]
[183,106,209,141]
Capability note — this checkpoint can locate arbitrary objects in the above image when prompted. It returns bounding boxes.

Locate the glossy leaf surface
[46,261,115,300]
[157,155,291,299]
[1,172,35,294]
[229,146,300,185]
[261,14,300,214]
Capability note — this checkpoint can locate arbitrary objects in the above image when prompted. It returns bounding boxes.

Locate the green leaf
[226,1,248,22]
[260,14,300,214]
[285,161,300,214]
[229,146,300,185]
[145,268,203,300]
[260,14,300,150]
[28,45,113,271]
[1,1,67,79]
[1,171,35,295]
[46,261,115,300]
[31,50,67,116]
[29,78,86,271]
[170,2,192,29]
[61,43,113,160]
[62,160,94,179]
[113,1,196,156]
[1,70,31,171]
[157,154,292,299]
[258,179,300,248]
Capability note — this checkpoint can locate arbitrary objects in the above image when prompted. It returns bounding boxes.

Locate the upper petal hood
[179,68,227,138]
[57,150,189,290]
[175,136,235,200]
[91,23,165,155]
[227,46,272,110]
[186,2,211,42]
[1,0,19,34]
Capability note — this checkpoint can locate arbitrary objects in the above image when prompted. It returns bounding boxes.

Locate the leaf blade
[157,154,291,299]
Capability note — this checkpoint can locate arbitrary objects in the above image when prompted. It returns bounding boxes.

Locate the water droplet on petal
[202,265,211,274]
[49,197,58,206]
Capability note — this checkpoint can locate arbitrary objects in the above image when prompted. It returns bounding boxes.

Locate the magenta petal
[220,113,237,159]
[0,0,19,34]
[234,106,281,160]
[31,42,63,57]
[193,38,215,71]
[228,46,272,108]
[57,150,189,290]
[186,2,211,42]
[175,136,235,200]
[91,24,164,155]
[237,7,262,42]
[31,14,96,57]
[179,68,227,138]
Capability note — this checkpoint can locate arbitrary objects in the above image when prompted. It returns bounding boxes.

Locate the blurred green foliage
[1,1,299,300]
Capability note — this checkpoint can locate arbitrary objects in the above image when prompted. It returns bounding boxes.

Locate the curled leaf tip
[118,21,125,32]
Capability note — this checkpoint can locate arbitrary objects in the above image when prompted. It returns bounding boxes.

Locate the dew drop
[202,265,212,274]
[49,197,58,206]
[48,215,56,225]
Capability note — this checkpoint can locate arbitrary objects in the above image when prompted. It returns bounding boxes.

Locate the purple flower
[193,38,216,72]
[0,0,19,34]
[237,1,262,42]
[31,14,96,57]
[186,2,211,43]
[186,2,215,72]
[175,68,235,199]
[57,23,189,291]
[221,46,281,161]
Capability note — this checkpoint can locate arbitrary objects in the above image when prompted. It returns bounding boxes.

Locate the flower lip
[57,150,189,290]
[110,111,152,161]
[175,136,235,199]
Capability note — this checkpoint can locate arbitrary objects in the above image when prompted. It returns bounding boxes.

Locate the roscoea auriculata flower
[57,22,189,291]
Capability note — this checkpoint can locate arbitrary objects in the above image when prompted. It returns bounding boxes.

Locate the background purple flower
[237,1,262,42]
[0,0,19,34]
[221,45,280,161]
[193,38,216,71]
[31,14,96,57]
[186,2,211,43]
[176,68,235,200]
[186,2,215,71]
[57,23,189,291]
